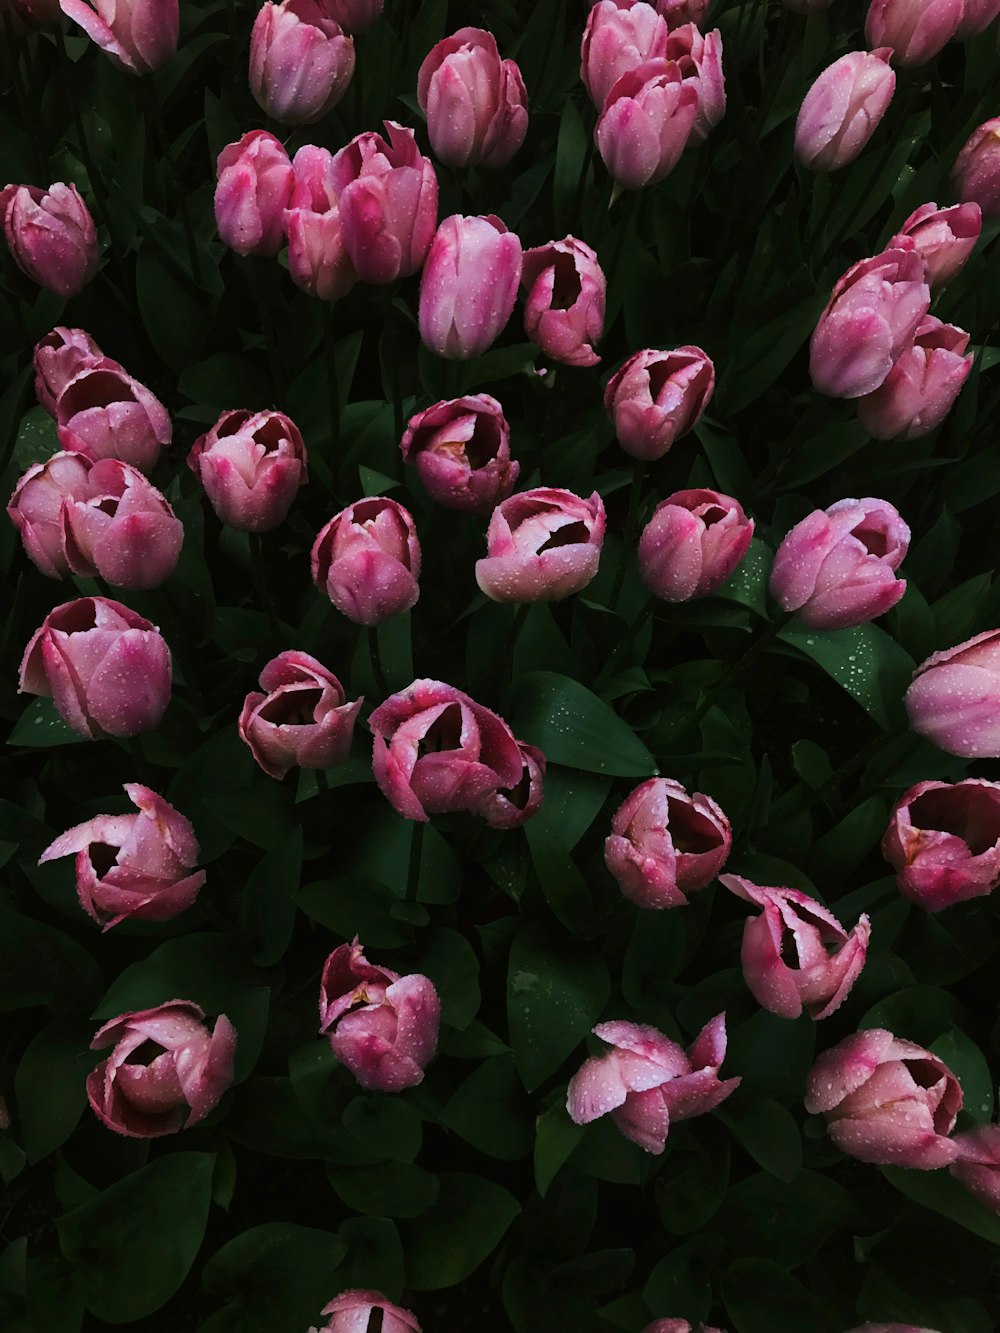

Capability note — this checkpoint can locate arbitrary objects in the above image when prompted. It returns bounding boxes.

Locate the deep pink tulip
[214,131,294,258]
[605,777,731,909]
[33,326,103,416]
[368,678,525,823]
[311,497,421,627]
[638,488,754,602]
[8,452,183,588]
[321,0,382,32]
[39,783,205,930]
[605,346,715,460]
[665,24,726,141]
[794,49,895,172]
[865,0,963,66]
[20,597,171,739]
[889,201,982,288]
[87,1002,236,1138]
[954,0,1000,36]
[950,1126,1000,1212]
[59,0,178,73]
[805,1028,962,1168]
[418,214,523,360]
[654,0,708,21]
[479,741,545,829]
[567,1014,740,1154]
[521,236,606,368]
[0,182,99,298]
[312,1290,420,1333]
[318,939,440,1091]
[595,60,699,190]
[417,26,528,169]
[329,121,438,284]
[644,1323,725,1333]
[476,487,606,603]
[55,358,172,473]
[858,315,972,440]
[580,1,669,111]
[882,779,1000,911]
[769,497,909,630]
[238,650,362,779]
[189,409,307,533]
[400,394,518,514]
[249,0,355,125]
[951,120,1000,221]
[283,145,358,303]
[905,630,1000,758]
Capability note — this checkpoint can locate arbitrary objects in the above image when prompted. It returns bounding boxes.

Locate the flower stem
[144,75,203,285]
[367,626,389,697]
[406,820,424,903]
[381,287,404,446]
[54,26,115,247]
[687,610,794,734]
[609,460,647,610]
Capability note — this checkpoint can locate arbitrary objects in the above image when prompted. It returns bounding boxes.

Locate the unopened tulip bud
[33,326,103,416]
[283,145,357,303]
[905,630,1000,758]
[950,1125,1000,1212]
[239,651,362,779]
[954,0,1000,36]
[312,1290,420,1333]
[189,409,307,533]
[857,315,972,440]
[795,49,895,172]
[0,182,99,298]
[654,0,708,21]
[55,358,172,473]
[419,214,522,360]
[882,778,1000,911]
[889,201,982,288]
[59,0,179,73]
[951,119,1000,221]
[596,60,699,190]
[249,0,355,126]
[521,237,606,367]
[643,1323,725,1333]
[665,24,726,141]
[214,131,294,258]
[312,497,421,626]
[864,0,963,67]
[476,487,606,603]
[400,394,518,513]
[605,346,714,459]
[639,489,754,602]
[417,27,528,169]
[580,2,669,112]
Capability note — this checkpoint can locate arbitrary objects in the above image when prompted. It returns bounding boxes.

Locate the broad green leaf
[779,619,915,728]
[882,1167,1000,1247]
[440,1056,533,1160]
[203,1224,345,1333]
[14,1022,95,1163]
[506,671,657,776]
[402,1173,520,1290]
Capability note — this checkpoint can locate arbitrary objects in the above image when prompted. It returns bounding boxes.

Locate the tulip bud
[214,130,294,258]
[889,201,982,288]
[638,488,754,602]
[0,182,99,298]
[33,326,103,416]
[864,0,963,66]
[19,596,172,739]
[905,630,1000,758]
[949,1126,1000,1212]
[665,24,726,141]
[87,1002,236,1138]
[417,27,528,169]
[644,1323,725,1333]
[794,50,895,172]
[189,409,308,533]
[283,145,358,303]
[311,497,421,626]
[39,783,205,929]
[400,393,518,513]
[419,214,523,360]
[567,1014,740,1154]
[951,119,1000,221]
[521,236,606,368]
[595,60,699,190]
[605,346,715,460]
[954,0,1000,37]
[55,358,172,473]
[59,0,179,73]
[805,1028,962,1168]
[882,778,1000,911]
[857,315,972,440]
[580,2,670,112]
[476,487,606,603]
[238,651,362,779]
[322,0,383,32]
[654,0,708,21]
[249,0,355,126]
[318,939,440,1091]
[479,741,545,829]
[312,1290,420,1333]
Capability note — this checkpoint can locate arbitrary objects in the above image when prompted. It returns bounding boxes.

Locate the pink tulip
[882,779,1000,912]
[20,596,171,739]
[329,121,438,284]
[644,1323,725,1333]
[321,0,382,32]
[857,315,972,440]
[567,1014,740,1154]
[905,630,1000,758]
[865,0,963,66]
[33,326,103,416]
[188,409,308,533]
[605,346,715,460]
[400,393,518,514]
[214,131,294,258]
[595,59,699,190]
[283,145,358,303]
[949,1125,1000,1211]
[0,182,99,298]
[416,26,528,169]
[8,452,183,589]
[605,777,731,909]
[475,486,606,603]
[665,24,726,141]
[889,201,981,288]
[479,741,546,829]
[87,1002,236,1138]
[638,488,754,602]
[249,0,355,125]
[521,236,606,368]
[39,783,205,930]
[794,49,895,172]
[238,651,362,779]
[951,119,1000,221]
[580,1,669,111]
[418,214,523,360]
[59,0,178,73]
[311,1290,420,1333]
[954,0,1000,36]
[311,497,421,626]
[55,357,172,473]
[318,939,439,1091]
[654,0,708,21]
[769,497,909,629]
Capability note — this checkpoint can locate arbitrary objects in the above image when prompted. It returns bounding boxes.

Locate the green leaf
[343,1096,422,1164]
[402,1173,520,1290]
[723,1258,834,1333]
[931,1028,995,1124]
[505,671,657,776]
[328,1162,439,1219]
[241,828,302,966]
[717,1170,859,1268]
[718,1098,803,1182]
[441,1056,534,1160]
[203,1224,345,1333]
[882,1167,1000,1247]
[533,1100,585,1197]
[7,698,87,748]
[14,1021,95,1163]
[655,1125,731,1235]
[335,1217,404,1300]
[715,537,771,615]
[415,927,480,1030]
[778,620,915,729]
[0,908,101,1013]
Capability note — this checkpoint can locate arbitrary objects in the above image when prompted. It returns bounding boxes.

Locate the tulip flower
[864,0,963,67]
[55,357,172,473]
[249,0,355,125]
[283,145,358,303]
[418,214,523,360]
[654,0,708,20]
[214,130,294,258]
[400,394,518,514]
[882,779,1000,912]
[951,119,1000,221]
[905,630,1000,758]
[950,1125,1000,1211]
[857,315,972,440]
[238,651,362,779]
[889,201,981,288]
[318,939,440,1091]
[417,27,528,169]
[794,49,895,172]
[521,236,606,368]
[311,497,421,626]
[595,60,699,190]
[87,1002,236,1138]
[322,0,382,32]
[475,487,606,603]
[479,741,545,829]
[580,1,670,112]
[605,346,714,460]
[805,1028,963,1168]
[0,182,99,298]
[954,0,1000,36]
[39,783,205,929]
[58,0,178,73]
[665,24,726,141]
[644,1323,725,1333]
[638,488,754,602]
[189,409,308,533]
[567,1014,740,1154]
[311,1290,420,1333]
[33,326,103,416]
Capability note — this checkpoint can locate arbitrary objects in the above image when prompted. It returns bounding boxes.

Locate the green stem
[250,533,278,636]
[687,610,794,734]
[367,626,389,697]
[144,76,203,285]
[55,26,114,244]
[609,460,647,610]
[809,721,908,807]
[381,287,404,445]
[507,602,531,687]
[406,820,424,903]
[595,598,654,690]
[324,304,342,453]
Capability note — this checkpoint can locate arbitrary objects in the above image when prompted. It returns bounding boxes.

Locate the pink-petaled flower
[479,741,545,829]
[580,1,669,112]
[905,631,1000,759]
[665,24,725,142]
[214,131,294,258]
[595,59,699,190]
[955,0,1000,36]
[951,119,1000,221]
[0,182,99,298]
[20,596,171,739]
[58,0,178,73]
[188,409,307,533]
[33,326,103,416]
[87,1002,236,1138]
[638,488,754,602]
[311,497,421,627]
[857,315,972,441]
[643,1323,725,1333]
[311,1289,420,1333]
[249,0,355,125]
[805,1028,962,1168]
[321,0,382,32]
[400,394,518,514]
[329,121,438,285]
[55,358,172,474]
[521,236,606,368]
[417,26,528,169]
[567,1014,740,1154]
[882,779,1000,912]
[8,452,183,589]
[605,777,731,909]
[476,486,606,603]
[418,214,523,360]
[654,0,708,21]
[605,346,715,460]
[318,939,440,1091]
[283,145,358,303]
[239,651,362,780]
[769,497,909,629]
[949,1125,1000,1212]
[864,0,964,67]
[39,783,205,930]
[794,49,895,172]
[889,201,982,288]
